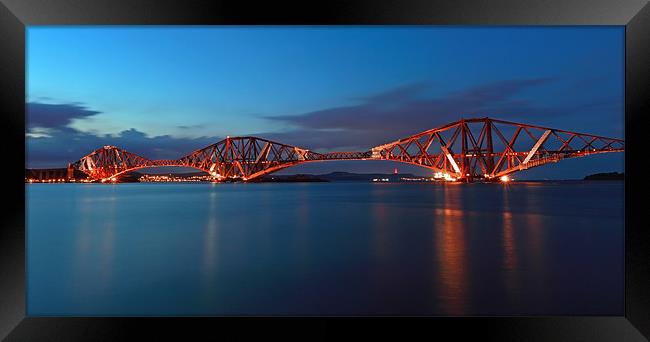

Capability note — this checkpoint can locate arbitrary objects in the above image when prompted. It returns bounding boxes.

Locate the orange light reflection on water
[434,185,467,315]
[501,189,518,299]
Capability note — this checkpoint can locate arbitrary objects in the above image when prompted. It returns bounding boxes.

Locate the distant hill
[259,171,422,182]
[258,174,328,182]
[584,172,624,180]
[136,171,207,177]
[318,171,418,181]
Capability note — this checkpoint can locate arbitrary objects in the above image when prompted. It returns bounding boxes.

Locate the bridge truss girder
[71,118,624,182]
[370,118,624,181]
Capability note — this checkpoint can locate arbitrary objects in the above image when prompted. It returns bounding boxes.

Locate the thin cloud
[259,78,622,152]
[177,124,204,130]
[261,78,561,150]
[27,102,101,129]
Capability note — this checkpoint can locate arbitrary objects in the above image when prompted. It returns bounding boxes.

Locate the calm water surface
[27,181,624,315]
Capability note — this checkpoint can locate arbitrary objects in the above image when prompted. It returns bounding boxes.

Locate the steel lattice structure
[176,136,369,180]
[71,117,624,182]
[369,117,624,181]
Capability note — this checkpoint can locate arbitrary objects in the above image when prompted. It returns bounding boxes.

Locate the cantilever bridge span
[72,117,624,182]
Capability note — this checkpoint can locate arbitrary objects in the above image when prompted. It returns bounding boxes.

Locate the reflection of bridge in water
[36,117,626,183]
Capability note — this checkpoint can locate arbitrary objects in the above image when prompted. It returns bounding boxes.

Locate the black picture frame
[1,0,648,340]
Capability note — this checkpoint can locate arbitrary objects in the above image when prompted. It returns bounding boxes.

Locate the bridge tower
[485,118,495,177]
[460,119,470,182]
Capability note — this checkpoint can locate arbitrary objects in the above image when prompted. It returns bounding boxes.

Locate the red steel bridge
[71,117,624,182]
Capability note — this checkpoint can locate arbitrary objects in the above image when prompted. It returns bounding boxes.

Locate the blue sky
[26,26,624,179]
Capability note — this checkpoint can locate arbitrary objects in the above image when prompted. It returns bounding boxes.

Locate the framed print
[1,0,649,340]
